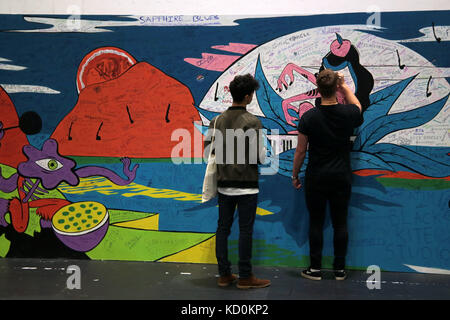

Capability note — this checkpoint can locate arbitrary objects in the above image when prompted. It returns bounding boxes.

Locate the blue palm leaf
[194,107,286,136]
[356,94,449,150]
[275,150,397,177]
[259,134,277,175]
[254,54,289,134]
[355,75,417,138]
[195,108,220,122]
[277,148,308,177]
[193,121,209,136]
[256,116,289,134]
[405,145,450,163]
[350,151,395,171]
[367,143,450,177]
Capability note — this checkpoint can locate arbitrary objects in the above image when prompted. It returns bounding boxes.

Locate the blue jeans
[216,192,257,278]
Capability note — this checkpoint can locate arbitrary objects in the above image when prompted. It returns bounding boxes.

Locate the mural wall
[0,11,449,273]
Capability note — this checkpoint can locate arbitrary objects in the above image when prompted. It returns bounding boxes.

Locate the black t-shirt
[297,103,363,176]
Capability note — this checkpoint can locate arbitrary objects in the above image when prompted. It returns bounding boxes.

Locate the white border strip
[0,0,449,15]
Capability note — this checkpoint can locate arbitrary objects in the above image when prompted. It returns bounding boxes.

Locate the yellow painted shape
[159,235,217,264]
[121,188,202,202]
[52,201,107,234]
[59,177,202,202]
[112,214,159,231]
[256,207,274,216]
[59,177,274,215]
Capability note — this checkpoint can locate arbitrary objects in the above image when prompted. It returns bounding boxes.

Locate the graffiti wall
[0,11,449,273]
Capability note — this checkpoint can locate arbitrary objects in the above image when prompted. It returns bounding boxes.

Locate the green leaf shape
[108,209,156,224]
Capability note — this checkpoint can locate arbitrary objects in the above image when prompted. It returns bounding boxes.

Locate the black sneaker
[334,270,347,280]
[301,267,322,281]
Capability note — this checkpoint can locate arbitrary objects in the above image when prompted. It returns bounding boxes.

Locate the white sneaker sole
[301,272,322,281]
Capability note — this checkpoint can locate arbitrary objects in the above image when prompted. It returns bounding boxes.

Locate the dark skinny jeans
[216,192,257,278]
[304,173,351,271]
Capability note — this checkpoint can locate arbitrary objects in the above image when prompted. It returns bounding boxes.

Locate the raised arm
[337,72,362,112]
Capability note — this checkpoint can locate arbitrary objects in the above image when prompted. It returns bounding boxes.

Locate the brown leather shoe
[236,275,271,289]
[217,274,238,287]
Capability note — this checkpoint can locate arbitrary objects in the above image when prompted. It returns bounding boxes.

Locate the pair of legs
[304,173,352,271]
[216,192,257,278]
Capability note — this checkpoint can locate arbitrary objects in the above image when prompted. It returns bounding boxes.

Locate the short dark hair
[229,74,260,103]
[316,69,338,98]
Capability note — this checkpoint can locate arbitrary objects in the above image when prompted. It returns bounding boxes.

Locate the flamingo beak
[336,33,343,45]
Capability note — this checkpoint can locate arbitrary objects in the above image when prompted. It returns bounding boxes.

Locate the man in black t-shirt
[292,69,363,281]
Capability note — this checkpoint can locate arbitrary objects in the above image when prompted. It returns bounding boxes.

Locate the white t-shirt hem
[217,187,259,196]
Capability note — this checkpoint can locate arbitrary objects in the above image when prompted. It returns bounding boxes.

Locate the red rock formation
[0,86,29,168]
[51,62,202,158]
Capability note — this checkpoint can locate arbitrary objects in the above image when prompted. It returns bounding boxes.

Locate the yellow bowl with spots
[52,201,109,252]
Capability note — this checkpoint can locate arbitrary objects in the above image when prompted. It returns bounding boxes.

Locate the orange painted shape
[52,61,201,158]
[0,86,29,168]
[76,47,137,93]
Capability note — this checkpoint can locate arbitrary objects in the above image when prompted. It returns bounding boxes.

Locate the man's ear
[247,91,254,102]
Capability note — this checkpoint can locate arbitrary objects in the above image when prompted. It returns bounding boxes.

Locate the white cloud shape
[0,57,27,71]
[7,15,280,33]
[0,84,60,94]
[398,25,450,43]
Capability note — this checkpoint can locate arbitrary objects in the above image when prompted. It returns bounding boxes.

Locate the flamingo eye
[35,158,63,171]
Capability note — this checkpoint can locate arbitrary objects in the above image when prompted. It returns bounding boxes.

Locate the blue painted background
[0,11,449,272]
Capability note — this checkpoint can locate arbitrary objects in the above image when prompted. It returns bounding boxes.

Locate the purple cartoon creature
[0,138,139,251]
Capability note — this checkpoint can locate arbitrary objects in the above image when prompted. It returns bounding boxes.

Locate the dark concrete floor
[0,258,449,300]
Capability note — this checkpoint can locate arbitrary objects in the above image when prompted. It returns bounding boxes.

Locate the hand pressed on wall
[292,178,302,189]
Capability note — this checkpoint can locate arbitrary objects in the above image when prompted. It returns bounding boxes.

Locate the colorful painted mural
[0,11,449,273]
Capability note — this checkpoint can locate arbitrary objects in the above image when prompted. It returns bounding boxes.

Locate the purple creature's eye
[35,158,64,171]
[18,139,79,189]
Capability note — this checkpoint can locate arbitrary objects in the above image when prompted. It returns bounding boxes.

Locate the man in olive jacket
[206,74,270,289]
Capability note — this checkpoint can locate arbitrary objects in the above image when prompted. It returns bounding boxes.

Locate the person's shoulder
[337,103,360,112]
[244,111,262,127]
[302,106,319,119]
[305,107,318,115]
[209,113,223,128]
